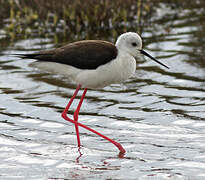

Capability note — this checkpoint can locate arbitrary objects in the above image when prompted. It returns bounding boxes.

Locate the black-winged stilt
[16,32,169,154]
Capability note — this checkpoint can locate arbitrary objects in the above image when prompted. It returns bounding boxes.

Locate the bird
[15,32,169,154]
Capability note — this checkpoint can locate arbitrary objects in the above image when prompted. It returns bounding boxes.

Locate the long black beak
[140,49,169,69]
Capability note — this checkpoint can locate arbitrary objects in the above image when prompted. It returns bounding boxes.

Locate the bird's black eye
[132,42,137,47]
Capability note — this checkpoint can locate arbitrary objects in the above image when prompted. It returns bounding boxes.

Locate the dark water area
[0,1,205,179]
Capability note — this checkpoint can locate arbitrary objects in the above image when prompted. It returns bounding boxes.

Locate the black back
[19,40,118,70]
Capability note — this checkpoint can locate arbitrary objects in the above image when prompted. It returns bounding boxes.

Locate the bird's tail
[0,53,37,58]
[0,53,53,61]
[5,53,41,59]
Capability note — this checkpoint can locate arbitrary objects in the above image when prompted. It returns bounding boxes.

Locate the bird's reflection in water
[76,147,83,163]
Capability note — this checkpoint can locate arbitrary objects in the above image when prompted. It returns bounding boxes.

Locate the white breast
[75,52,136,88]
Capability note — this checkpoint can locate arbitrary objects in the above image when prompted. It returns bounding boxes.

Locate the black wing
[18,40,118,70]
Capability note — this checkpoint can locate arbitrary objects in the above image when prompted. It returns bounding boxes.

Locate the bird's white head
[115,32,169,69]
[115,32,142,58]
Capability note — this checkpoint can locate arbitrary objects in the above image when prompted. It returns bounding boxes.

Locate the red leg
[73,88,87,123]
[62,84,81,147]
[72,88,87,147]
[62,113,126,153]
[61,87,126,154]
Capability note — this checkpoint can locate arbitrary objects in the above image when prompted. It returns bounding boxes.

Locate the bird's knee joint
[61,112,67,119]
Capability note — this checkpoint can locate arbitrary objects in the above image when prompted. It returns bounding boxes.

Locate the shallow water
[0,2,205,180]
